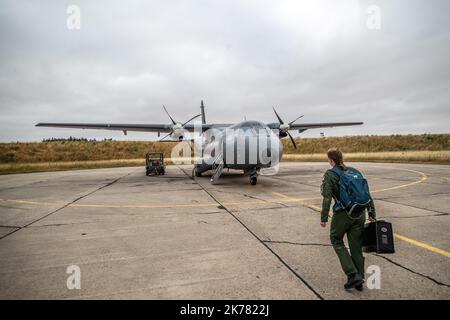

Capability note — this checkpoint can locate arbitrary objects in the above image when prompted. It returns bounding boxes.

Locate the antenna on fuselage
[200,100,206,124]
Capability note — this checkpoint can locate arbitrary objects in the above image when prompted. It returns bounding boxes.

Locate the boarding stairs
[210,152,224,184]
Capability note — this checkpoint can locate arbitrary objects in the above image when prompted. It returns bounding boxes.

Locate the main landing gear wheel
[250,176,257,185]
[192,167,202,177]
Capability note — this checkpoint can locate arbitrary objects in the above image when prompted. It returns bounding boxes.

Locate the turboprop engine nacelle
[161,105,201,142]
[171,123,185,141]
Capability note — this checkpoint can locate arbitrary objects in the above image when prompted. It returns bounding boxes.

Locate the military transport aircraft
[36,101,362,185]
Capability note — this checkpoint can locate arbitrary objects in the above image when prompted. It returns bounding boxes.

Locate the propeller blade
[159,131,172,141]
[289,114,304,125]
[163,105,176,125]
[272,107,284,124]
[182,114,201,127]
[288,132,297,149]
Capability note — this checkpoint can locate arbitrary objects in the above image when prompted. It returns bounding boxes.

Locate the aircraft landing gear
[246,168,259,185]
[249,169,258,185]
[192,167,202,177]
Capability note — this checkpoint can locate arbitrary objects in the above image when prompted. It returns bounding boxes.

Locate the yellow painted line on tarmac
[0,168,428,209]
[71,203,221,209]
[258,179,450,259]
[272,197,450,259]
[263,189,294,200]
[0,197,278,210]
[70,200,271,209]
[252,184,298,201]
[2,167,448,258]
[253,184,321,203]
[272,197,450,260]
[256,185,328,215]
[393,233,450,258]
[266,168,428,203]
[272,168,429,203]
[304,203,321,211]
[371,169,428,194]
[257,185,322,211]
[0,198,57,206]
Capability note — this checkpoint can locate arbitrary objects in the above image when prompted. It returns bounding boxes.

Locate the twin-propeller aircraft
[36,101,362,185]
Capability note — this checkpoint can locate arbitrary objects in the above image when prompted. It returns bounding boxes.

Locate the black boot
[356,273,365,291]
[344,273,363,290]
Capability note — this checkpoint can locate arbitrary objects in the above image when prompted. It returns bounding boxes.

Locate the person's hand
[320,221,327,228]
[368,216,376,222]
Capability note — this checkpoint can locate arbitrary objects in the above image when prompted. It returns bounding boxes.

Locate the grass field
[282,150,450,163]
[0,134,449,174]
[0,159,146,175]
[1,150,449,175]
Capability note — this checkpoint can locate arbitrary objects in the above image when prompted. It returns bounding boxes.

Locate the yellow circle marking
[371,168,428,193]
[0,166,428,209]
[258,168,450,259]
[0,198,281,209]
[1,166,448,258]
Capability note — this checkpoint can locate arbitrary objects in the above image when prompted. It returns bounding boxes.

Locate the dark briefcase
[362,220,395,253]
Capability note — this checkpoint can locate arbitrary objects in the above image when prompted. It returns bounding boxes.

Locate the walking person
[320,148,376,291]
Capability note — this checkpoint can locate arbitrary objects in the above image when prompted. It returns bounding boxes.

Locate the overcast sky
[0,0,449,141]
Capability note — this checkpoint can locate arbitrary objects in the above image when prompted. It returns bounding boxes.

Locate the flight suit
[321,165,376,277]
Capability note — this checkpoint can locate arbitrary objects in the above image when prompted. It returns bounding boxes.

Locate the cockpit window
[231,121,267,129]
[228,121,272,137]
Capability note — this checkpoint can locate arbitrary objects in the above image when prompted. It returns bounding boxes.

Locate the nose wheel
[247,168,259,185]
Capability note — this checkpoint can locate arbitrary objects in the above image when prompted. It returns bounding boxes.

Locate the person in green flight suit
[320,148,376,291]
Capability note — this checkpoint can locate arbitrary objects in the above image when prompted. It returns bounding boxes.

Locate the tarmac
[0,162,449,299]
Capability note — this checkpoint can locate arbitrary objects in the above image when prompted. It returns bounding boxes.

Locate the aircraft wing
[35,122,234,133]
[35,123,174,133]
[268,121,363,132]
[36,121,363,134]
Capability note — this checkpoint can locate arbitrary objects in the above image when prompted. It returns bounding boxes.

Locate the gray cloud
[0,0,449,141]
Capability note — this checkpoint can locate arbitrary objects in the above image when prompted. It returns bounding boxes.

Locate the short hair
[327,148,344,165]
